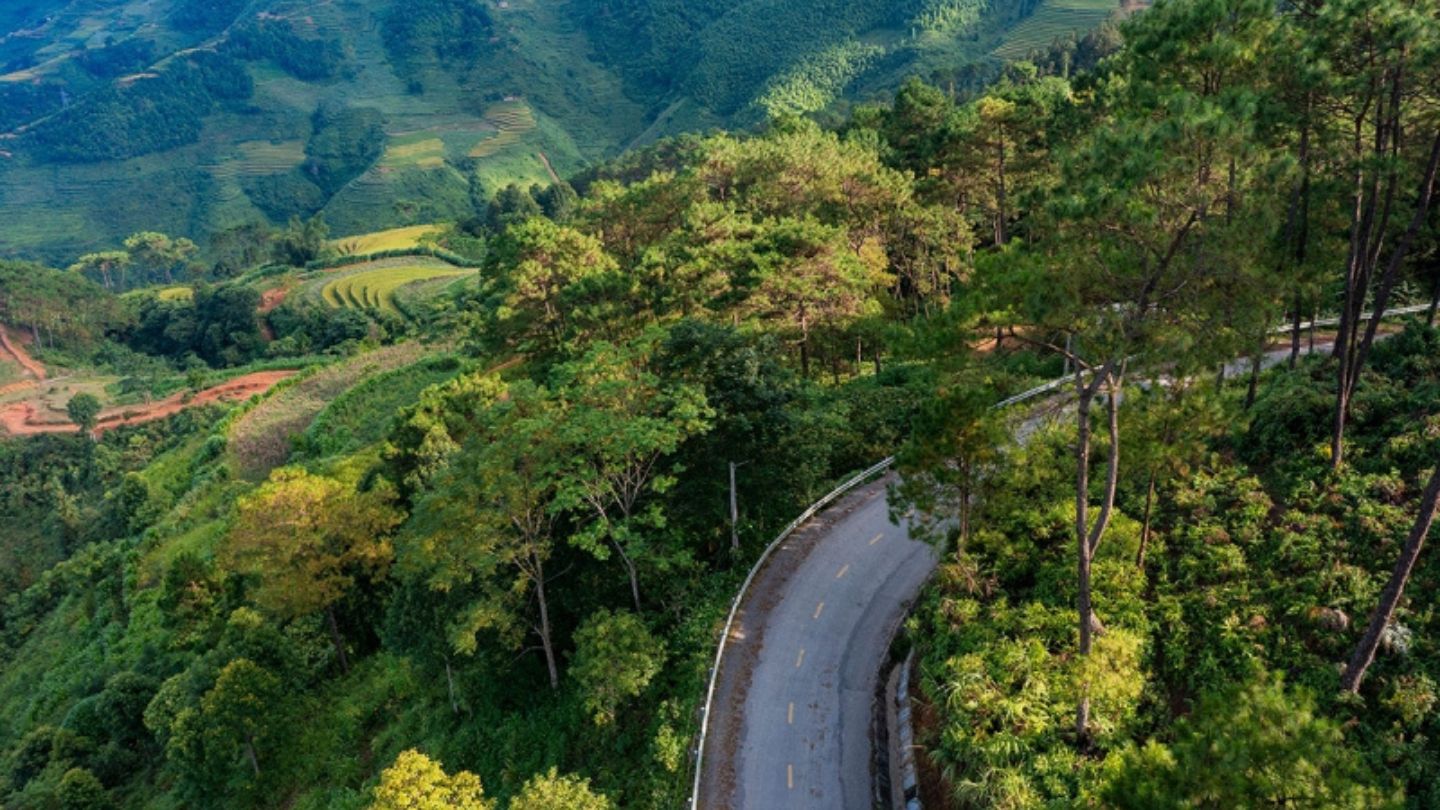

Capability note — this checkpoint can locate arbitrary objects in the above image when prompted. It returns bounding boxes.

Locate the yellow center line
[813,601,825,619]
[788,702,794,724]
[795,648,806,668]
[869,532,884,545]
[836,563,850,579]
[787,764,794,789]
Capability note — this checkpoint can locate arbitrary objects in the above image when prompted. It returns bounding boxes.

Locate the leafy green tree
[275,214,331,266]
[895,370,1008,550]
[1302,0,1440,470]
[551,336,712,610]
[68,251,132,290]
[56,767,106,810]
[0,261,125,349]
[66,394,102,435]
[509,768,612,810]
[479,217,621,359]
[990,0,1281,741]
[398,376,567,688]
[222,468,401,674]
[570,609,666,725]
[484,183,543,232]
[208,222,274,277]
[740,216,890,377]
[1105,677,1398,808]
[371,749,494,810]
[123,231,199,284]
[652,321,809,555]
[194,658,281,779]
[156,552,226,650]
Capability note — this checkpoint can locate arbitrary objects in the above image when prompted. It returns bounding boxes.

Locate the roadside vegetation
[0,0,1438,807]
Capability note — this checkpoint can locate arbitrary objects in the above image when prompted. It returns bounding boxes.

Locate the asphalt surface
[698,475,937,809]
[696,332,1368,810]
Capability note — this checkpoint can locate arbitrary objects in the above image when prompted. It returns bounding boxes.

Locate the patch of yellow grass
[157,286,195,302]
[331,225,444,256]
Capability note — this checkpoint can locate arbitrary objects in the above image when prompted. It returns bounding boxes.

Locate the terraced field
[469,100,538,158]
[992,0,1121,58]
[331,224,444,255]
[205,140,307,179]
[319,262,474,314]
[380,137,447,169]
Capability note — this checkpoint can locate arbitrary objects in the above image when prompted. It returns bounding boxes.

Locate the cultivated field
[318,262,474,314]
[331,224,444,255]
[469,100,538,158]
[992,0,1120,58]
[227,343,428,478]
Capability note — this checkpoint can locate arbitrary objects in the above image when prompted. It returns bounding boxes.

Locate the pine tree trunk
[613,538,642,612]
[533,553,560,690]
[1074,382,1094,743]
[1331,379,1350,472]
[1355,130,1440,375]
[1137,473,1156,570]
[445,656,459,714]
[1075,371,1121,746]
[1289,300,1303,369]
[1341,466,1440,694]
[1245,347,1263,410]
[325,606,350,675]
[244,737,260,777]
[995,135,1007,246]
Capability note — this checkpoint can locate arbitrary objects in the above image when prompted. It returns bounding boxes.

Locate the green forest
[1,0,1439,808]
[0,0,1116,261]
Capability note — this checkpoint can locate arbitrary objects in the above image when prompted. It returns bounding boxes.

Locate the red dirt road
[0,370,297,438]
[258,285,291,314]
[0,325,46,381]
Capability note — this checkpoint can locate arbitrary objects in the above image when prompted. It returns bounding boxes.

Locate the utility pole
[729,460,750,553]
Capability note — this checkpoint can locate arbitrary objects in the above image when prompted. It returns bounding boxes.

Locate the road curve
[697,473,936,809]
[695,307,1429,809]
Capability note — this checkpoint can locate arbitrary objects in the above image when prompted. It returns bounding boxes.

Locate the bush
[1105,677,1398,809]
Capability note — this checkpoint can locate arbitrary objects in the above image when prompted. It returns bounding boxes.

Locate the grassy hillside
[0,0,1126,262]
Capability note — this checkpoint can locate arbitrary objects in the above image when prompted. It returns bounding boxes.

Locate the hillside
[6,0,1438,808]
[0,0,1127,261]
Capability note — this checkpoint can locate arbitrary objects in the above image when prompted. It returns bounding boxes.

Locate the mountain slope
[0,0,1124,261]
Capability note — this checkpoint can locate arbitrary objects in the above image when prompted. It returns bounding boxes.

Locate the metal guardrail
[689,456,896,806]
[1269,302,1431,333]
[688,370,1071,807]
[687,301,1434,808]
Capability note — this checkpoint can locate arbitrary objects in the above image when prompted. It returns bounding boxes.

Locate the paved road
[698,475,936,809]
[696,324,1411,809]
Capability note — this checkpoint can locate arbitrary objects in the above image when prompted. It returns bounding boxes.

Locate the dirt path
[0,370,297,438]
[0,325,46,380]
[536,151,561,183]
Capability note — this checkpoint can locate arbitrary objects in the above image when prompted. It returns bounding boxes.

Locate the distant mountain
[0,0,1123,260]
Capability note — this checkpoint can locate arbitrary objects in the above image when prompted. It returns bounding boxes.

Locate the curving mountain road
[697,474,936,809]
[695,307,1430,809]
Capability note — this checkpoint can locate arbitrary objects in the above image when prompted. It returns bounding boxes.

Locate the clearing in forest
[0,370,298,438]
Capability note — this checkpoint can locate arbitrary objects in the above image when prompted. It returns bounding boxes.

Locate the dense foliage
[2,0,1438,807]
[0,0,1121,260]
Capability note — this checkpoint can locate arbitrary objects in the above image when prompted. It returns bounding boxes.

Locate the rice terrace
[314,257,477,315]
